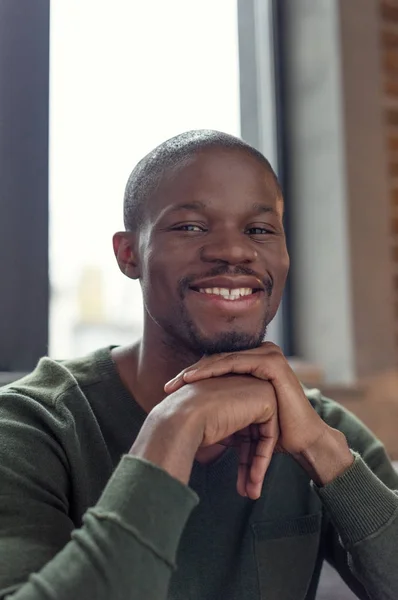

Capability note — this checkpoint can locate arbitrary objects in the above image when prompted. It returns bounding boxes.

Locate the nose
[200,229,258,265]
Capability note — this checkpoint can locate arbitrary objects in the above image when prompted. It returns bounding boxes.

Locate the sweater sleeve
[307,389,398,600]
[0,389,198,600]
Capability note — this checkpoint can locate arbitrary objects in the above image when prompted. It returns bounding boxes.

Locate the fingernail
[183,369,197,380]
[164,379,176,391]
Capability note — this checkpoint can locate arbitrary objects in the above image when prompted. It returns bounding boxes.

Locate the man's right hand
[129,375,279,499]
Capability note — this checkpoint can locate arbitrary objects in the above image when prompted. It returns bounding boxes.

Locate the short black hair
[123,129,281,231]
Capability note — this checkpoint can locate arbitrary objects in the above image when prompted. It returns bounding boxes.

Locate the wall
[281,0,398,456]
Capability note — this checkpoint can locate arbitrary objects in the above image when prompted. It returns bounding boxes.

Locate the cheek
[266,245,290,285]
[139,244,161,297]
[266,249,290,312]
[139,242,178,309]
[278,251,290,285]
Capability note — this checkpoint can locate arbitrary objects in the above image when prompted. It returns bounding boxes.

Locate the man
[0,130,397,600]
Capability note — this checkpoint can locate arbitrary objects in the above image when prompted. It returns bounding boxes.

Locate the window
[49,0,240,358]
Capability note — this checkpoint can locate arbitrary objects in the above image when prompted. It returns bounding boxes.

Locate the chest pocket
[252,512,322,600]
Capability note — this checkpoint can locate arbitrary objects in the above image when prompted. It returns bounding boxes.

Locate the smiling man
[0,130,397,600]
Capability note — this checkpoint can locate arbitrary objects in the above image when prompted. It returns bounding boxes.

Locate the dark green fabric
[0,347,397,600]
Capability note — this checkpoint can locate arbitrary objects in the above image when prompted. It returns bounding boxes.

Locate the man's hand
[164,342,354,486]
[130,374,279,499]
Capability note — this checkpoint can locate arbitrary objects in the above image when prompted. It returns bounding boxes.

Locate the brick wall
[381,1,398,346]
[321,370,398,459]
[311,0,398,460]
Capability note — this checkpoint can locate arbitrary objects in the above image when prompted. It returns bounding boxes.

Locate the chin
[193,330,266,355]
[172,306,270,356]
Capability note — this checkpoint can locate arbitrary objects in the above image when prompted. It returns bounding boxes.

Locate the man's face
[136,147,289,356]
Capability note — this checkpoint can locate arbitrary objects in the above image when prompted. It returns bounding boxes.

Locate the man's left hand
[165,342,354,485]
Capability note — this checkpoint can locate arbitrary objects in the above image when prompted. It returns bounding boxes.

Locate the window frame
[237,0,291,353]
[0,0,290,378]
[0,0,50,375]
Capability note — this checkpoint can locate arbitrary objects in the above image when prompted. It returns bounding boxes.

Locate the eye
[173,224,206,232]
[245,226,274,236]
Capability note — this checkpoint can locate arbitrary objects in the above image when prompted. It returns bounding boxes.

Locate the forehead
[148,147,282,219]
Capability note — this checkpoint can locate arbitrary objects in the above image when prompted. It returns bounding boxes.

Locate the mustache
[178,265,274,297]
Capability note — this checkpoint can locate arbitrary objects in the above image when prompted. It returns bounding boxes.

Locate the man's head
[114,129,289,356]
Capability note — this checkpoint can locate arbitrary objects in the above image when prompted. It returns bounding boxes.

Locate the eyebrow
[166,201,276,215]
[167,201,207,213]
[251,203,277,216]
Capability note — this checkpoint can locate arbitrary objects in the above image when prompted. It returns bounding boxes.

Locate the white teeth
[198,287,253,300]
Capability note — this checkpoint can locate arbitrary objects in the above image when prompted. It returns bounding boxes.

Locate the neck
[113,321,201,414]
[111,321,230,464]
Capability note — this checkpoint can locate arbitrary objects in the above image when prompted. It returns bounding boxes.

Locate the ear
[112,232,140,280]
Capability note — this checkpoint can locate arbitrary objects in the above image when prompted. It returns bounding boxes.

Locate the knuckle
[196,357,208,367]
[269,350,285,366]
[223,352,241,361]
[263,341,282,353]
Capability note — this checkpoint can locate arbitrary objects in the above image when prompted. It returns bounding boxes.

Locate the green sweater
[0,348,398,600]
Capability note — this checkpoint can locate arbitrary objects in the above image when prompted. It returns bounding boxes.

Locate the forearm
[4,456,198,600]
[318,455,398,600]
[295,427,355,486]
[299,433,398,600]
[130,403,203,486]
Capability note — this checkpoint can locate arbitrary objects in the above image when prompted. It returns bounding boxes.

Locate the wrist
[294,427,354,486]
[129,402,203,486]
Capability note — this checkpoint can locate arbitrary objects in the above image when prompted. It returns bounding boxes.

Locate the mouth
[188,285,265,314]
[195,286,259,301]
[185,275,267,314]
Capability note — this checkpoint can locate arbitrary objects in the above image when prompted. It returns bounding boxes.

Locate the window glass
[49,0,240,358]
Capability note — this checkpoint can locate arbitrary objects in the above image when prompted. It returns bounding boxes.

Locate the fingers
[184,354,269,385]
[164,343,284,394]
[237,417,279,500]
[237,427,252,497]
[248,418,279,499]
[164,367,199,393]
[165,353,270,394]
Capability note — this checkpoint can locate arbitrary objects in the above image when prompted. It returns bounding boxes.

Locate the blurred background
[0,1,397,596]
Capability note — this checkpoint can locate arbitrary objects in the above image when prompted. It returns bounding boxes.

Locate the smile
[189,287,264,315]
[198,287,253,301]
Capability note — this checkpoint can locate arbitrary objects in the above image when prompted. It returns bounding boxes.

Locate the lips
[190,275,265,293]
[188,288,263,314]
[186,277,265,316]
[197,287,253,301]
